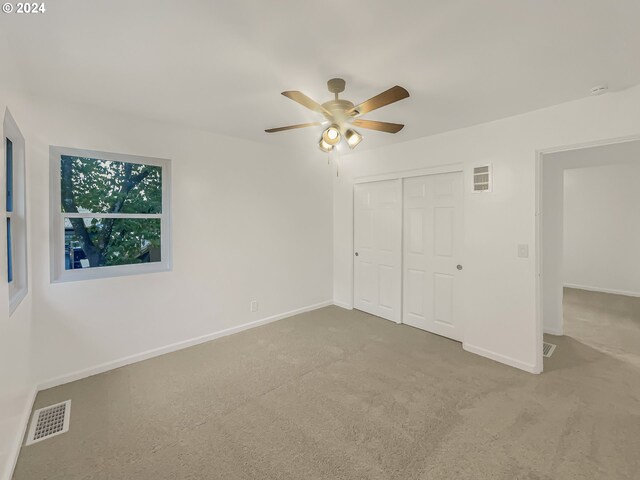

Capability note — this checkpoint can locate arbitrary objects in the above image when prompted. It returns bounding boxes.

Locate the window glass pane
[6,138,13,212]
[60,156,162,214]
[6,218,12,282]
[64,217,161,270]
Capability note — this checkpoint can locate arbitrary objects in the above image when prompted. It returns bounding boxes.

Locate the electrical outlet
[518,244,529,258]
[250,300,258,312]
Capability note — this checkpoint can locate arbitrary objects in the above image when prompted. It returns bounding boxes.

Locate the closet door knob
[457,264,463,270]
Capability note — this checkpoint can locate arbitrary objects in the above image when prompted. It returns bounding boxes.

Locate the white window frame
[49,146,172,283]
[4,109,28,315]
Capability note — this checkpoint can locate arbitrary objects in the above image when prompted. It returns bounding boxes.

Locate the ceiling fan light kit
[318,138,334,153]
[322,124,341,145]
[345,129,363,149]
[266,78,409,153]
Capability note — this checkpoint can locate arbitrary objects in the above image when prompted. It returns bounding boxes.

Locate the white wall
[13,92,334,384]
[564,163,640,296]
[334,84,640,374]
[0,102,34,480]
[0,36,36,480]
[0,90,333,478]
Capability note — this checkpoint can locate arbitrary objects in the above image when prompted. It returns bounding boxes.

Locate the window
[4,109,27,313]
[6,138,13,283]
[50,147,171,282]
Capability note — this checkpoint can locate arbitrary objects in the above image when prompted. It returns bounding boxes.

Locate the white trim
[535,152,544,372]
[4,109,28,315]
[52,261,170,284]
[463,343,541,374]
[564,283,640,298]
[333,300,353,310]
[49,146,172,283]
[399,177,405,327]
[63,213,162,219]
[49,145,169,168]
[37,300,333,390]
[353,162,463,184]
[4,386,37,480]
[536,133,640,156]
[535,133,640,376]
[350,182,355,315]
[544,326,564,336]
[8,288,27,315]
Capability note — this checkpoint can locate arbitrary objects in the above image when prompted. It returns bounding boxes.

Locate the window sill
[9,287,28,316]
[51,261,171,284]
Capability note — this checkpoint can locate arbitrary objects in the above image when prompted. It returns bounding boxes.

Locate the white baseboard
[463,343,540,374]
[38,300,333,391]
[564,283,640,298]
[3,386,37,480]
[333,300,353,310]
[543,326,564,336]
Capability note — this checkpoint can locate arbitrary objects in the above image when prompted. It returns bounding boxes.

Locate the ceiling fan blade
[352,119,405,133]
[265,122,321,133]
[281,91,332,118]
[347,86,409,116]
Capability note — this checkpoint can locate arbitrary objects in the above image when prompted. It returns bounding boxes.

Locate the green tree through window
[61,155,162,269]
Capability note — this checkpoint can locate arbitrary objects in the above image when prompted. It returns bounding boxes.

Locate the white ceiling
[1,0,639,152]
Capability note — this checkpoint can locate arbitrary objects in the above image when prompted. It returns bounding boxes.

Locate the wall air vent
[472,165,492,193]
[25,400,71,445]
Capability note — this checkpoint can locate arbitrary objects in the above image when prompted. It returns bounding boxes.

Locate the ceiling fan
[265,78,409,152]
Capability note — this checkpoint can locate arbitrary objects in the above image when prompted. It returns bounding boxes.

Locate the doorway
[539,138,640,367]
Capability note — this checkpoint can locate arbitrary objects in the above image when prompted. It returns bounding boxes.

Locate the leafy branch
[61,156,162,267]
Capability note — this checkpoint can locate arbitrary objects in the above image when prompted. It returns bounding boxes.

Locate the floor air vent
[26,400,71,445]
[543,342,557,358]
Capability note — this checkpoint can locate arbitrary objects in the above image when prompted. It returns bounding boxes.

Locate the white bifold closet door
[403,172,464,341]
[353,179,402,323]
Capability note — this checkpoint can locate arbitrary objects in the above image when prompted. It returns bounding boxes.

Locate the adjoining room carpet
[564,287,640,368]
[14,306,640,479]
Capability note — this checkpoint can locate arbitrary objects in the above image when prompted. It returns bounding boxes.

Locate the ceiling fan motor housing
[321,99,357,121]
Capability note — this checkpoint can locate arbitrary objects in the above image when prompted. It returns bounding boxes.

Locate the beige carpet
[14,306,640,479]
[564,287,640,368]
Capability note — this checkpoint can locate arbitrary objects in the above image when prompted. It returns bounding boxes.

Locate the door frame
[535,133,640,373]
[352,162,464,326]
[353,163,464,186]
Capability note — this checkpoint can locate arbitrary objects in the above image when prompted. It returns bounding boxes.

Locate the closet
[353,172,464,341]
